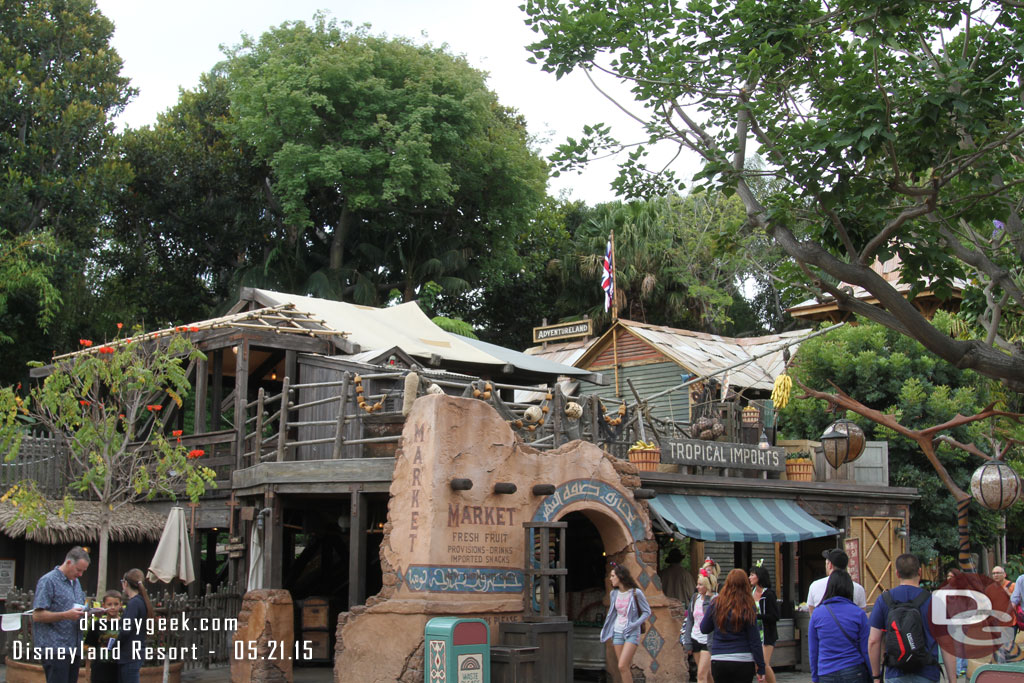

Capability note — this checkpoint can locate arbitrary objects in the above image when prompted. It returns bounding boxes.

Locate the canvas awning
[648,494,839,543]
[244,288,602,384]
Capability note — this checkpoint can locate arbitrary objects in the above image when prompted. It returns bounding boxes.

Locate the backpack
[882,589,934,672]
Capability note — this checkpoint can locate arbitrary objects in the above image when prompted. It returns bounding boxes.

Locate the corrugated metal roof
[615,321,811,392]
[523,338,596,367]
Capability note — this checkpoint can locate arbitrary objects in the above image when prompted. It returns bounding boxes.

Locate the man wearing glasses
[33,546,90,683]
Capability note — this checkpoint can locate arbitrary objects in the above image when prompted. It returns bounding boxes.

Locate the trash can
[425,617,490,683]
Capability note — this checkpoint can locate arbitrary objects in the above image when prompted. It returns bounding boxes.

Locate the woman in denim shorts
[600,563,651,682]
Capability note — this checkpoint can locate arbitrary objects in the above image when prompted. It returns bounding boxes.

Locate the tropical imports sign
[532,319,593,343]
[661,437,786,472]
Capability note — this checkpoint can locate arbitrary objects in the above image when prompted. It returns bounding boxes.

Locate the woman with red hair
[700,568,766,683]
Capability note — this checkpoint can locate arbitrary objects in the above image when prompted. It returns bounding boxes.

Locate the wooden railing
[237,370,675,468]
[4,372,768,486]
[0,431,71,498]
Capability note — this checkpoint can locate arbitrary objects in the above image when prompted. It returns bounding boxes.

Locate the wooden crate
[492,645,538,683]
[300,597,329,630]
[301,630,331,661]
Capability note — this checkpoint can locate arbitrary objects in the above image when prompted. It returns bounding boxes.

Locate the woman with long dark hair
[700,568,766,683]
[599,563,651,683]
[117,568,154,683]
[750,564,780,683]
[807,569,870,683]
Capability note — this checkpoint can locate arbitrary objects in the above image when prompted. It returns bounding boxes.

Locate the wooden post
[590,394,600,446]
[285,350,297,388]
[195,357,208,434]
[276,376,290,462]
[612,325,621,398]
[331,372,351,460]
[234,341,248,470]
[552,385,564,448]
[558,524,567,618]
[211,350,223,431]
[263,490,283,589]
[348,489,367,608]
[253,388,265,464]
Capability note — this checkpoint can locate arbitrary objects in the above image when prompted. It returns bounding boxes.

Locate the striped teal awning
[648,495,838,543]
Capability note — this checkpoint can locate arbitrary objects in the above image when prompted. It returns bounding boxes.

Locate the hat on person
[822,548,849,569]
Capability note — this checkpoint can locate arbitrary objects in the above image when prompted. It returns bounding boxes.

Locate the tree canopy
[216,16,549,305]
[0,0,134,382]
[523,0,1024,391]
[778,314,1021,561]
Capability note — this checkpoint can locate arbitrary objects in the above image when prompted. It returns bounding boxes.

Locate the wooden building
[786,255,963,323]
[12,289,920,680]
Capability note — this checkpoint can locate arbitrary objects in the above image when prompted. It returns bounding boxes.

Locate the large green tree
[103,73,268,328]
[216,16,548,305]
[0,0,133,381]
[523,0,1024,391]
[779,315,1020,561]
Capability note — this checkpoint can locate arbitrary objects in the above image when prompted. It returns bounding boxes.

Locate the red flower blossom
[188,326,199,332]
[79,400,91,406]
[98,346,115,354]
[117,322,123,330]
[146,404,163,412]
[79,339,93,347]
[187,449,204,459]
[172,430,183,437]
[119,414,125,419]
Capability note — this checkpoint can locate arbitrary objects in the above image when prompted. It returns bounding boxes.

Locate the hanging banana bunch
[771,373,792,410]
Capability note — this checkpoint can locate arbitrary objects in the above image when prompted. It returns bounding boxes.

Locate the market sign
[661,437,786,472]
[532,319,593,343]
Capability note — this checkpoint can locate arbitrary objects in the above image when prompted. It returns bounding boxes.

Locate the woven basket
[628,447,661,472]
[786,460,814,482]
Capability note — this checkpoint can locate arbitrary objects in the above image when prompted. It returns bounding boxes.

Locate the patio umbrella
[147,507,195,585]
[246,522,264,591]
[147,507,194,683]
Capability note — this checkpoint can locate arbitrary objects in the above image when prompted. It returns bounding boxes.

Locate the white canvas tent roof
[243,289,600,383]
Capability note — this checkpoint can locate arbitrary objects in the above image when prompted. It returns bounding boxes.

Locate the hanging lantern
[970,461,1022,511]
[820,418,866,469]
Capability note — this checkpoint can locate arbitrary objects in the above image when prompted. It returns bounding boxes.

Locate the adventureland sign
[532,319,593,343]
[662,437,786,473]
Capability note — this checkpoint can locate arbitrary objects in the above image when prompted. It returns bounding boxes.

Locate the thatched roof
[0,500,166,544]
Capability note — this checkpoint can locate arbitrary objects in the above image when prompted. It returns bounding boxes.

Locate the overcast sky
[93,0,698,206]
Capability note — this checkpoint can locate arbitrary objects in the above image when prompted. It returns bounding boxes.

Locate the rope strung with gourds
[353,374,384,413]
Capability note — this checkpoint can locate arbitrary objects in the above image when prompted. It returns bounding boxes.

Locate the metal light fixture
[820,419,866,469]
[758,430,770,450]
[895,522,908,538]
[970,461,1022,511]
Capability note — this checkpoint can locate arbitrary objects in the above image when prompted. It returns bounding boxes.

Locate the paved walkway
[175,664,816,682]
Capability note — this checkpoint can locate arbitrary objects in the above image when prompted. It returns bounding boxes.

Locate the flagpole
[610,230,620,397]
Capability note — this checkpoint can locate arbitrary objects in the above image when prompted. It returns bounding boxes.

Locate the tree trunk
[329,205,350,273]
[956,496,972,572]
[97,511,111,595]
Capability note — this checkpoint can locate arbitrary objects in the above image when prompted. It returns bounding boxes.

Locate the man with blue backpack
[868,554,956,683]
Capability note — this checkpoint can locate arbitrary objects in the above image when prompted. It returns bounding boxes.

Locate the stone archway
[332,395,684,682]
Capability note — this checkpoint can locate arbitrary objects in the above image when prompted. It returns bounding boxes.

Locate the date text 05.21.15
[234,640,314,661]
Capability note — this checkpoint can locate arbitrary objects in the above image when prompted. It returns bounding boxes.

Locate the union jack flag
[601,238,614,312]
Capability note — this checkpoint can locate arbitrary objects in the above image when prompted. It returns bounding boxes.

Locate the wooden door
[850,517,904,605]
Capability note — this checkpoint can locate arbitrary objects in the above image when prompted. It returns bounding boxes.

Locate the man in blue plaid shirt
[33,547,90,683]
